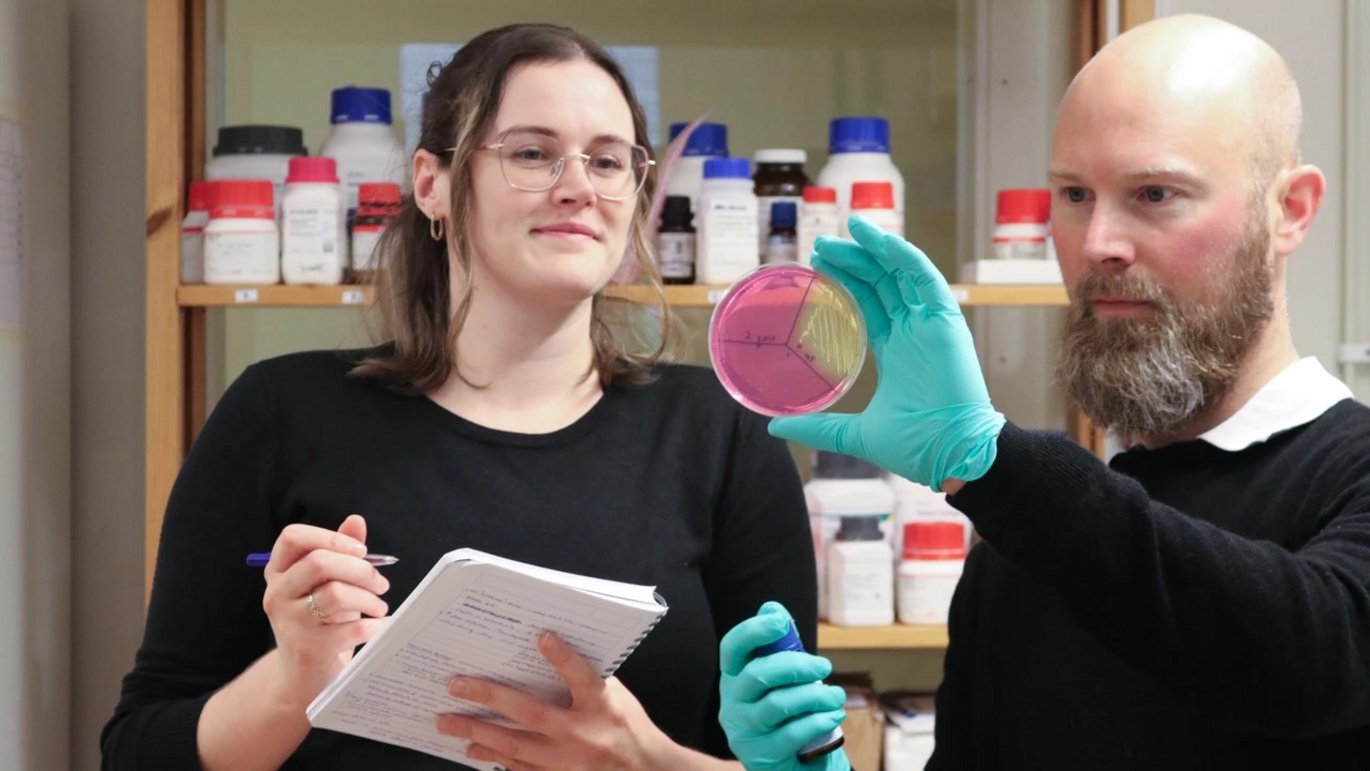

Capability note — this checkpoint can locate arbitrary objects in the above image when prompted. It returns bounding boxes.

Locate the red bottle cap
[286,156,339,184]
[995,189,1051,224]
[357,182,403,217]
[209,179,274,219]
[902,521,967,560]
[802,185,838,204]
[187,180,215,212]
[850,181,895,210]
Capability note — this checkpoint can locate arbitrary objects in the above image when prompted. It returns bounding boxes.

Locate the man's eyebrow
[1047,168,1208,190]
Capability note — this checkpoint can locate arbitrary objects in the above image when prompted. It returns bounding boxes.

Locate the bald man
[716,15,1370,771]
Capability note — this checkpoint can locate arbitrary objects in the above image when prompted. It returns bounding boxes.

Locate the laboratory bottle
[815,117,905,237]
[896,521,967,625]
[350,182,402,280]
[797,186,839,266]
[849,181,904,238]
[204,125,307,224]
[763,201,798,264]
[319,86,408,267]
[828,514,895,627]
[753,619,846,761]
[752,148,809,256]
[661,121,728,215]
[993,189,1052,260]
[805,451,896,621]
[204,179,280,285]
[656,195,696,284]
[281,156,344,285]
[180,180,214,284]
[695,157,758,285]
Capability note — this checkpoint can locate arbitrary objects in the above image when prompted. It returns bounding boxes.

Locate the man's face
[1048,85,1277,440]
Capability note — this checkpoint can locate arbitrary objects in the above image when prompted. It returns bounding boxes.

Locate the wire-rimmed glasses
[462,129,654,201]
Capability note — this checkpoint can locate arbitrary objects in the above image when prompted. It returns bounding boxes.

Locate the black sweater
[934,400,1370,769]
[102,350,816,769]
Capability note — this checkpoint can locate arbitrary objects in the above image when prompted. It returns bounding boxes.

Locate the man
[716,14,1370,770]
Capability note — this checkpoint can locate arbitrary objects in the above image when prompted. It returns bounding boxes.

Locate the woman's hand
[259,513,391,708]
[436,632,685,771]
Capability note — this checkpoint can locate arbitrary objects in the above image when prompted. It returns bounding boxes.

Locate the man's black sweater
[933,399,1370,769]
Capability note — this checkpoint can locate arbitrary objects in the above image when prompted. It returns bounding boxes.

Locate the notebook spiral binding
[600,593,669,677]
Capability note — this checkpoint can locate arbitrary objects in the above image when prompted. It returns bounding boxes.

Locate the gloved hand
[718,602,851,771]
[770,215,1006,491]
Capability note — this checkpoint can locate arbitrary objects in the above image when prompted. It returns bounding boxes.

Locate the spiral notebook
[306,547,668,767]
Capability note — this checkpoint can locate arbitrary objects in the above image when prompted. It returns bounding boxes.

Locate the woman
[102,23,815,770]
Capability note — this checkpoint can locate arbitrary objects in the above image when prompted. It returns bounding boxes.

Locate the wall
[0,0,71,768]
[1158,0,1367,397]
[69,0,148,768]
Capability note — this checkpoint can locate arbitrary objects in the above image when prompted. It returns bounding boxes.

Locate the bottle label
[283,204,340,258]
[699,197,758,283]
[656,232,695,280]
[763,235,798,265]
[351,225,386,272]
[204,230,280,284]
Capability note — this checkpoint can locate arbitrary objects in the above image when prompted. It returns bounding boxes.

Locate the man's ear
[412,149,447,221]
[1272,164,1325,258]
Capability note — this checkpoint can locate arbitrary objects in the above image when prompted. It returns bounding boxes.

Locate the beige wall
[69,0,147,768]
[0,0,71,768]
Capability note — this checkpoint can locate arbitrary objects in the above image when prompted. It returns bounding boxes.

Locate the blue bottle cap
[669,122,729,157]
[770,201,798,229]
[754,620,805,657]
[829,116,890,154]
[703,157,751,180]
[331,86,393,125]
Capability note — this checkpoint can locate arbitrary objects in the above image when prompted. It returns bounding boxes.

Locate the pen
[245,552,399,567]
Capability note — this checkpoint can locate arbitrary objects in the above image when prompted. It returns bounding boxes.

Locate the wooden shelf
[176,282,1067,308]
[817,622,948,650]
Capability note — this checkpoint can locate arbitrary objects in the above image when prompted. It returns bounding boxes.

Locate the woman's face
[464,59,640,308]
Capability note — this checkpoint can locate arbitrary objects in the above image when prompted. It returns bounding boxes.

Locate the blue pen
[245,552,399,567]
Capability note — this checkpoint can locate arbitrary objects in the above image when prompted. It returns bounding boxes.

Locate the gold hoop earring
[429,216,445,242]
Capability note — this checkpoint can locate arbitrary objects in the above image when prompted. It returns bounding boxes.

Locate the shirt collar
[1198,357,1354,452]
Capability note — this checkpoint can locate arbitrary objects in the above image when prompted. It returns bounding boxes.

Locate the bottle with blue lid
[752,619,847,762]
[319,86,408,267]
[696,156,759,285]
[815,116,905,238]
[662,121,729,215]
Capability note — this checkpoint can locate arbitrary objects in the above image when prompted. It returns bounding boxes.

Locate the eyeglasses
[459,129,655,201]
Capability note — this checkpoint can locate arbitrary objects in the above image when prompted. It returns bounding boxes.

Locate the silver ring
[305,593,328,619]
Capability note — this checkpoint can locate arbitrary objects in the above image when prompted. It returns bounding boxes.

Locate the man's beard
[1055,210,1275,441]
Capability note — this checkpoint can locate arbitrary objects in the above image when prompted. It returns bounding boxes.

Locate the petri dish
[708,263,866,416]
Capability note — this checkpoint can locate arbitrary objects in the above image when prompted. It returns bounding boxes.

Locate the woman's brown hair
[354,23,674,392]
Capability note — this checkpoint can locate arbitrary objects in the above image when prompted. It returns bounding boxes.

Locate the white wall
[69,0,148,767]
[1158,0,1367,399]
[0,0,72,768]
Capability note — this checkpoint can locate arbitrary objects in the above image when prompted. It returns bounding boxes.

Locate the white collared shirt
[1198,357,1355,452]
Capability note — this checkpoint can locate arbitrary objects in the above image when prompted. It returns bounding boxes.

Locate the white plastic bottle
[204,125,307,224]
[815,117,905,237]
[351,182,402,279]
[993,189,1052,260]
[828,515,895,627]
[662,121,728,215]
[281,156,344,285]
[797,186,839,266]
[179,180,213,283]
[897,521,967,625]
[806,452,897,620]
[319,86,408,267]
[849,181,904,238]
[695,157,758,284]
[204,179,280,285]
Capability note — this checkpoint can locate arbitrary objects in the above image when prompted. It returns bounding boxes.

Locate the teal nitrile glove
[772,215,1006,491]
[718,602,851,771]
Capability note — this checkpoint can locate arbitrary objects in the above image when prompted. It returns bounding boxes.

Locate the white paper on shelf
[398,43,661,154]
